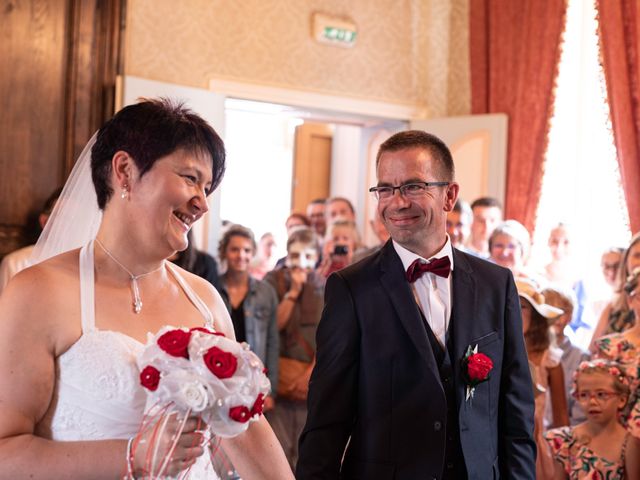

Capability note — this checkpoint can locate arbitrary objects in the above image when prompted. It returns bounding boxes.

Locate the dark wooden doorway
[0,0,125,258]
[291,122,333,215]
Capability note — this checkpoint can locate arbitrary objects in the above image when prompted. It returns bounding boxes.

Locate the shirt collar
[393,235,455,273]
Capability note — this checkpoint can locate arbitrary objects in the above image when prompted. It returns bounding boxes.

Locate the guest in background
[466,196,502,258]
[586,247,626,335]
[264,227,324,470]
[216,225,279,407]
[446,199,472,251]
[250,232,277,280]
[543,223,577,288]
[170,230,218,286]
[274,214,313,270]
[489,219,539,282]
[517,278,569,429]
[213,225,280,480]
[543,286,590,426]
[318,219,359,278]
[285,213,310,234]
[306,199,327,238]
[601,247,625,291]
[0,187,62,295]
[542,223,592,341]
[590,233,640,349]
[325,197,356,223]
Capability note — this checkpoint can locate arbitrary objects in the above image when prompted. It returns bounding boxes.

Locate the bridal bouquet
[133,325,270,478]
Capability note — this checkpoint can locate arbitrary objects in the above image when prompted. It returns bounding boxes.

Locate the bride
[0,99,294,478]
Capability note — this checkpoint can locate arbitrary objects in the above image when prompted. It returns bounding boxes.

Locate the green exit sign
[322,27,357,44]
[312,12,357,48]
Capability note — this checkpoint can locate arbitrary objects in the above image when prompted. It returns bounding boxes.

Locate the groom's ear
[111,150,135,189]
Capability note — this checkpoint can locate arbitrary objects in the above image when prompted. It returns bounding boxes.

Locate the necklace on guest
[95,238,165,314]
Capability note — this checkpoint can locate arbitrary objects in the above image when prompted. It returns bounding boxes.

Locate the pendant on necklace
[133,299,143,314]
[131,276,143,314]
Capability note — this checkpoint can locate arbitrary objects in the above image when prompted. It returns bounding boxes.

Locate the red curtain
[470,0,567,235]
[597,0,640,234]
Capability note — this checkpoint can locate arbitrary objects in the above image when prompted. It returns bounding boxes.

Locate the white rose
[176,380,210,412]
[153,370,211,413]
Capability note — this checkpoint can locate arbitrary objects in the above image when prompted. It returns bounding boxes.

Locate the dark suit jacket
[297,241,536,480]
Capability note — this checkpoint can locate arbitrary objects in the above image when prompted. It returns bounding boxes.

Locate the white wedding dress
[41,241,220,479]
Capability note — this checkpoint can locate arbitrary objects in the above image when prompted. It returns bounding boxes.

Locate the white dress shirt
[393,237,454,347]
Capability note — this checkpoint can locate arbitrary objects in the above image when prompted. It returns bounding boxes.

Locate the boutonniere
[461,344,493,402]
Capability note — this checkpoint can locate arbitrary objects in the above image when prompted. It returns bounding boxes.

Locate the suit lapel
[449,248,477,408]
[378,242,441,377]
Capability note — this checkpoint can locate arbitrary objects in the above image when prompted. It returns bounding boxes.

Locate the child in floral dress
[543,359,631,479]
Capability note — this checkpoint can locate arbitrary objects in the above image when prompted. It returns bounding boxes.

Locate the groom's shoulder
[341,244,386,279]
[455,248,511,282]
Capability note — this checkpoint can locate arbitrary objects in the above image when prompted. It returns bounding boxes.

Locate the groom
[297,131,535,479]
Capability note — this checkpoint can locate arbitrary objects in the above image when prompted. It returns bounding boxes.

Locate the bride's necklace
[95,238,165,314]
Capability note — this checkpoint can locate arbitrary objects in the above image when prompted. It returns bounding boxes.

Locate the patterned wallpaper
[125,0,470,117]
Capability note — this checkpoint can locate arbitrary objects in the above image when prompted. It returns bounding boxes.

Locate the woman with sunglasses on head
[541,360,634,480]
[0,99,292,479]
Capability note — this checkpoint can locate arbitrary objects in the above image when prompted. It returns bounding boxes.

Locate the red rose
[140,365,161,391]
[251,394,265,416]
[229,405,251,423]
[203,346,238,379]
[467,353,493,382]
[157,329,191,358]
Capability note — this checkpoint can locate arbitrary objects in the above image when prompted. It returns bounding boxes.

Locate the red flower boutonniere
[461,344,493,402]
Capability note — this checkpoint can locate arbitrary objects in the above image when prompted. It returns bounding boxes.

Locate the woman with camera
[263,227,324,470]
[317,218,360,278]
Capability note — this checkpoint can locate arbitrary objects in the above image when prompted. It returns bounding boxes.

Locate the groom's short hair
[376,130,454,181]
[91,98,226,209]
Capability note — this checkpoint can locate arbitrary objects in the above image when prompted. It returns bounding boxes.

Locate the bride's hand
[131,414,208,477]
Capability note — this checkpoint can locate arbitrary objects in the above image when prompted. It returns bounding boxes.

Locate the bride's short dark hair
[90,98,226,209]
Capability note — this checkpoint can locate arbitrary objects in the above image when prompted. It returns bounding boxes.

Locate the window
[532,0,630,281]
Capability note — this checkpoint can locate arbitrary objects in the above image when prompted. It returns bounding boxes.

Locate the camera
[333,245,348,256]
[623,267,640,295]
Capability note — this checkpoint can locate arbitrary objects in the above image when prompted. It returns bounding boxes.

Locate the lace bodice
[46,330,145,440]
[41,242,219,478]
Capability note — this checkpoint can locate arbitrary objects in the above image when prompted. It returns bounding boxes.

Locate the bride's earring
[121,184,129,200]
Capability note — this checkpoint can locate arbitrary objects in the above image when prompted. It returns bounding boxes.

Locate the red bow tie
[406,256,451,283]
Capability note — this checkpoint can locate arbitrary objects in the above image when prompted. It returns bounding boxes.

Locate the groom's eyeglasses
[369,181,450,201]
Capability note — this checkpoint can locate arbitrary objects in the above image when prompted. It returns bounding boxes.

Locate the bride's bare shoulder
[0,249,80,318]
[12,249,79,288]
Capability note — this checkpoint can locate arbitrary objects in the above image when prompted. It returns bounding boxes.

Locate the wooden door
[0,0,124,258]
[291,122,332,214]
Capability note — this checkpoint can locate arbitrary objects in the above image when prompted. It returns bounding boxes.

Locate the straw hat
[516,278,564,320]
